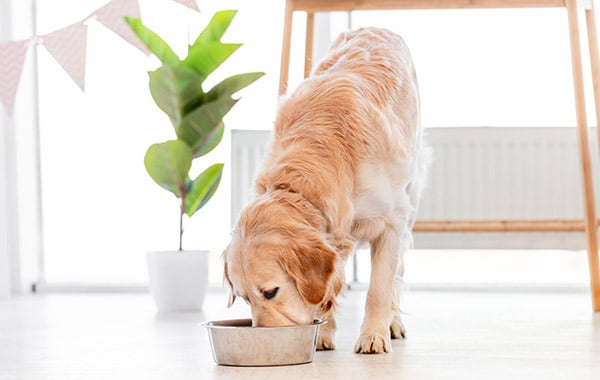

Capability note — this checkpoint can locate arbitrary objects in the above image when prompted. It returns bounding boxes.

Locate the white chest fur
[353,160,413,223]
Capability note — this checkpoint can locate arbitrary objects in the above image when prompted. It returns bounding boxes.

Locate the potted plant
[125,10,263,312]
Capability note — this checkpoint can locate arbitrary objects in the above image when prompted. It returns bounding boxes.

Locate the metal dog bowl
[202,318,326,366]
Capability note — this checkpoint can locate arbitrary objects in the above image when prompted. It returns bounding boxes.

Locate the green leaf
[193,10,237,45]
[149,65,204,127]
[183,41,241,80]
[177,97,237,157]
[206,72,265,101]
[195,121,225,157]
[184,163,224,217]
[144,140,192,197]
[124,17,180,65]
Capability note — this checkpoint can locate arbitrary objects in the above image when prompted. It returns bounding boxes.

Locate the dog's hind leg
[390,216,413,341]
[390,252,406,339]
[390,147,429,339]
[354,224,401,354]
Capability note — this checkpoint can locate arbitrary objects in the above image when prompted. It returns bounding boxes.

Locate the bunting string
[0,0,199,116]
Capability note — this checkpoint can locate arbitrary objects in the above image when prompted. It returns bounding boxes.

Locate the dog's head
[223,190,338,326]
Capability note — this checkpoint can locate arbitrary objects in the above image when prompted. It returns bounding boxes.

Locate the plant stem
[179,197,184,252]
[179,209,183,251]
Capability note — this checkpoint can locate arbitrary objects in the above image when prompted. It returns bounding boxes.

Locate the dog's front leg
[316,247,350,351]
[355,227,401,354]
[316,307,337,350]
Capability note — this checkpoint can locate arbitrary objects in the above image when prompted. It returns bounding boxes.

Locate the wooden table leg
[587,5,600,148]
[279,0,294,96]
[304,12,315,78]
[566,0,600,312]
[584,2,600,312]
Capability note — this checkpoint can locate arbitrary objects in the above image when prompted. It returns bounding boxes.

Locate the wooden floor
[1,289,599,379]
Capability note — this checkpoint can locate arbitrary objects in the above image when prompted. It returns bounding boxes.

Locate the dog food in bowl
[202,318,326,366]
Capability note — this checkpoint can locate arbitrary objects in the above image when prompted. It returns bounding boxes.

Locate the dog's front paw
[390,315,406,339]
[354,331,391,354]
[317,330,336,351]
[316,322,336,350]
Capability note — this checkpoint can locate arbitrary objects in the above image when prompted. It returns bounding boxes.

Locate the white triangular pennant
[95,0,150,55]
[0,40,28,115]
[174,0,199,12]
[42,22,88,91]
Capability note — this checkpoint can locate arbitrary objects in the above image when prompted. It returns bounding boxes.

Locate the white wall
[0,0,40,296]
[0,122,11,298]
[0,106,16,298]
[0,116,11,298]
[0,0,14,297]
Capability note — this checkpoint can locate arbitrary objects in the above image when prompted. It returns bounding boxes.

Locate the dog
[223,27,427,354]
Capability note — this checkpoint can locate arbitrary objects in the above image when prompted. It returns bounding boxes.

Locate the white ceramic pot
[146,250,209,313]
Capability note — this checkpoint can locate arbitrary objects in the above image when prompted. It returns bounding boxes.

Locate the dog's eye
[262,287,279,300]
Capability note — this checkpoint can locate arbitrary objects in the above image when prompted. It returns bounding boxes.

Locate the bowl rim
[200,318,326,329]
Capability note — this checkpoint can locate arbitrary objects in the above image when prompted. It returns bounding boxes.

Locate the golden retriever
[223,27,427,354]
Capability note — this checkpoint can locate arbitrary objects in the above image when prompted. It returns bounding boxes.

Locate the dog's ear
[227,291,237,308]
[281,237,337,305]
[222,251,237,308]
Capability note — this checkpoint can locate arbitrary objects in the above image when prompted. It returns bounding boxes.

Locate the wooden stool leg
[566,0,600,312]
[585,2,600,311]
[304,12,315,78]
[279,0,294,96]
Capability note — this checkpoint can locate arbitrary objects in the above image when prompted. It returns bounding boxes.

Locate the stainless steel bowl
[202,318,326,366]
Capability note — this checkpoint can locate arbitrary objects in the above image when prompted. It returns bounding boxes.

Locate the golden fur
[223,27,426,354]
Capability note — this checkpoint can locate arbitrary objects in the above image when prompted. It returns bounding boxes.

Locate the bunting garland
[0,0,200,116]
[41,22,88,91]
[95,0,149,55]
[0,41,27,115]
[174,0,200,12]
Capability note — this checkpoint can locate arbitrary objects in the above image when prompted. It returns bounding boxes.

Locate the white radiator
[231,127,599,250]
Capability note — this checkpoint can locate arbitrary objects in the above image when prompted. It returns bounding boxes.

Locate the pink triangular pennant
[42,22,88,91]
[174,0,199,12]
[95,0,150,55]
[0,40,28,115]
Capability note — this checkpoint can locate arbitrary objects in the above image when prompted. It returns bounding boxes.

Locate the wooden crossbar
[290,0,571,12]
[414,219,594,232]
